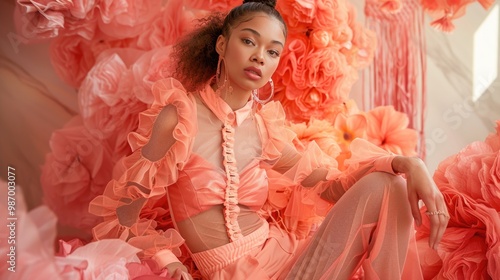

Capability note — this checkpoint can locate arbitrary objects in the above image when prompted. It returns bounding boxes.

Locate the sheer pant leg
[284,172,416,280]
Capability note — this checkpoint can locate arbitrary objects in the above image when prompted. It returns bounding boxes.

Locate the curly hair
[172,0,287,92]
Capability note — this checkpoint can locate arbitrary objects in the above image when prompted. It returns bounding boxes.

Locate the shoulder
[129,78,198,152]
[151,78,196,109]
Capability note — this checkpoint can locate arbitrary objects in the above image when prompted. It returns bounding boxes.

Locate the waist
[190,220,269,278]
[167,173,268,221]
[175,205,266,253]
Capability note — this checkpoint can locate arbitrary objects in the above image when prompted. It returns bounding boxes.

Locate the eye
[268,49,280,58]
[242,38,255,46]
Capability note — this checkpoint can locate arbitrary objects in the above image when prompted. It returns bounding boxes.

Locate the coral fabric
[90,77,422,279]
[415,121,500,279]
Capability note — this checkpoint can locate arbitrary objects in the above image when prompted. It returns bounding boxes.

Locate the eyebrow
[240,28,284,48]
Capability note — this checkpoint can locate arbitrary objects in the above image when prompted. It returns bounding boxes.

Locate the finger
[408,189,422,226]
[427,211,440,249]
[180,271,193,280]
[432,200,449,249]
[173,268,190,280]
[425,206,448,250]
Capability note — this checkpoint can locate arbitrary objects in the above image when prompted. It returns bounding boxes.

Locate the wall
[350,0,500,172]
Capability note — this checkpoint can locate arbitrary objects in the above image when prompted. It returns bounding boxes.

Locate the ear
[215,35,226,56]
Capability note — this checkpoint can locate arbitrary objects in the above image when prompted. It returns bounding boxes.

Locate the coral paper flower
[332,113,368,149]
[40,116,114,232]
[78,49,148,160]
[288,118,341,159]
[15,0,99,41]
[131,47,177,104]
[15,0,73,39]
[49,35,96,88]
[97,0,162,39]
[365,106,418,156]
[183,0,241,11]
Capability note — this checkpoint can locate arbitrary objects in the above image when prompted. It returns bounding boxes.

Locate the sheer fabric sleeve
[258,102,399,239]
[88,78,197,268]
[320,138,399,204]
[257,101,341,238]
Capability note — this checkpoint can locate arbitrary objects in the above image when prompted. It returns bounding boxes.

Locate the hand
[393,156,449,250]
[166,262,194,280]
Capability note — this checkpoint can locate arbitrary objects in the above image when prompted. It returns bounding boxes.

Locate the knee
[370,172,413,222]
[360,172,409,210]
[362,172,406,195]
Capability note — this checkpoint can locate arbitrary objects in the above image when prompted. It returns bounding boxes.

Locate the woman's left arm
[392,156,449,250]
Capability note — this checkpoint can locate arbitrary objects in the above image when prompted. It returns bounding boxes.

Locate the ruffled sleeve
[320,138,398,204]
[89,78,196,268]
[335,138,398,188]
[257,101,298,163]
[257,101,341,238]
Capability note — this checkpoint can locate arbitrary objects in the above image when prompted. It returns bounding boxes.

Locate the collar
[199,84,254,127]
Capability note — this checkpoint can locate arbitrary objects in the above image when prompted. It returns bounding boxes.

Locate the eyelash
[268,50,280,57]
[242,38,281,58]
[242,38,254,45]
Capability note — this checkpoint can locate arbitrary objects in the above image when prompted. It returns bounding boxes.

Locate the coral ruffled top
[89,78,398,268]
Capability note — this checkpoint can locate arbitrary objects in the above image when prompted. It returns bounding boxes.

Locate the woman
[89,0,449,279]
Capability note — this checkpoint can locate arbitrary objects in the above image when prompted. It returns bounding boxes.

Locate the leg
[284,172,417,280]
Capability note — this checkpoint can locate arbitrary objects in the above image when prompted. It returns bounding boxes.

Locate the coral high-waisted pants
[191,172,424,280]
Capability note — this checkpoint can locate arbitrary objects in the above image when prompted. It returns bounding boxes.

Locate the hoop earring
[216,56,223,86]
[215,56,233,98]
[252,78,274,105]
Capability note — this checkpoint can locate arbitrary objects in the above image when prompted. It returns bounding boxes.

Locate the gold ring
[425,210,449,219]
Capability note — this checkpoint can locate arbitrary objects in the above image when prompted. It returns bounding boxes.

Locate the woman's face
[217,13,286,93]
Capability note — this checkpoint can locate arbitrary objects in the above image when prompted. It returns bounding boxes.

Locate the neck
[211,83,252,111]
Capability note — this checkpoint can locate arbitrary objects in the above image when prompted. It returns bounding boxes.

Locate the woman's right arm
[89,78,196,278]
[142,105,178,161]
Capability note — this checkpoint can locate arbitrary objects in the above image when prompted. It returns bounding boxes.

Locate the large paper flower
[314,0,349,30]
[14,0,100,42]
[15,0,80,39]
[432,122,500,211]
[417,120,500,279]
[97,0,162,39]
[130,0,208,51]
[437,142,496,205]
[40,116,114,232]
[278,0,350,31]
[275,34,356,122]
[365,105,418,156]
[78,48,148,160]
[49,35,95,88]
[345,3,377,69]
[183,0,241,11]
[485,120,500,151]
[416,184,500,280]
[131,47,177,104]
[0,182,87,280]
[479,151,500,211]
[437,229,489,279]
[288,118,341,159]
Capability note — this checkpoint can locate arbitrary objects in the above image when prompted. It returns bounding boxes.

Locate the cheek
[264,60,280,78]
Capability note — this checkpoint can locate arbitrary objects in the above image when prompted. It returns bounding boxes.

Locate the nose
[252,49,264,65]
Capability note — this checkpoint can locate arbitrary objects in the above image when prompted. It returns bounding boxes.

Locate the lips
[244,67,262,80]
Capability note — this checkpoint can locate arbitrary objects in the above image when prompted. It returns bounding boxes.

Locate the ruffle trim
[116,78,197,198]
[222,120,243,241]
[335,138,398,191]
[257,101,298,162]
[283,141,340,185]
